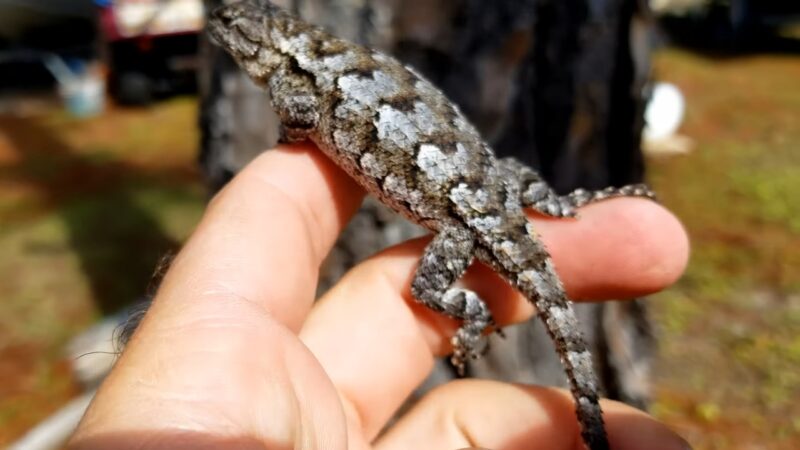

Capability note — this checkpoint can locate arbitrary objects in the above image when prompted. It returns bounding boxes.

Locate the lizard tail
[513,263,610,450]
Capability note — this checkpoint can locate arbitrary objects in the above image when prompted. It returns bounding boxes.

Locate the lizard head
[207,1,294,83]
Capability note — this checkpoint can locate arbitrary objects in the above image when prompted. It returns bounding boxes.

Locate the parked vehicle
[96,0,204,104]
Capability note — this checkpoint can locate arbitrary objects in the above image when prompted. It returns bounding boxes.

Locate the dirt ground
[0,48,798,448]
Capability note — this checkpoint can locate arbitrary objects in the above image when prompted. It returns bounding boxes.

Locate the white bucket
[60,71,105,118]
[644,82,686,141]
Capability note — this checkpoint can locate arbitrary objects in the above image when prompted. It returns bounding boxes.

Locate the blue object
[94,0,112,7]
[66,58,86,76]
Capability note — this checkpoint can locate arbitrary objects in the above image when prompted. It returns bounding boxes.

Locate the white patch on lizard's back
[468,215,501,234]
[321,51,359,72]
[450,183,490,213]
[376,105,419,149]
[375,101,441,150]
[417,143,468,184]
[334,94,371,121]
[338,70,400,106]
[280,32,312,58]
[411,101,439,134]
[306,51,361,88]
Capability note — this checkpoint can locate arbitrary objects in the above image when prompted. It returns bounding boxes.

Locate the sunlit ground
[0,48,798,448]
[648,49,799,449]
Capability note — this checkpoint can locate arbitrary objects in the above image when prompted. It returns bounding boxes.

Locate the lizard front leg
[500,157,656,218]
[410,224,495,376]
[268,65,320,144]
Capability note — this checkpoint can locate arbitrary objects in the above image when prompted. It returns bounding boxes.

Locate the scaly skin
[207,2,657,448]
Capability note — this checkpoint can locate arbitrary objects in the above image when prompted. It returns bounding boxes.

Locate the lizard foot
[441,288,495,376]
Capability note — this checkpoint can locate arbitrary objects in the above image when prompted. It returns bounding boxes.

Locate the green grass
[648,49,800,449]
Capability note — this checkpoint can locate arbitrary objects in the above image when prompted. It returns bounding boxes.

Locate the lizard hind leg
[410,224,497,376]
[500,157,656,218]
[498,157,579,218]
[521,182,657,218]
[560,184,657,211]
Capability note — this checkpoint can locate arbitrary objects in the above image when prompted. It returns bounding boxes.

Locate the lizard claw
[450,322,492,375]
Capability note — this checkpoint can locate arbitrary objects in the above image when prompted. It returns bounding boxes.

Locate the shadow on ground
[0,115,182,314]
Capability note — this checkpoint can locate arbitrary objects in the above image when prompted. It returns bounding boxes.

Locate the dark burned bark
[198,0,655,408]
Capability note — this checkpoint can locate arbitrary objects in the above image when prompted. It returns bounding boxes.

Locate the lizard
[207,1,656,448]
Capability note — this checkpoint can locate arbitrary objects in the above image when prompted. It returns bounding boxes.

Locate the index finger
[153,143,364,331]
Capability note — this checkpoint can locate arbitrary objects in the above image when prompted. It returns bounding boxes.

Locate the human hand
[68,144,690,450]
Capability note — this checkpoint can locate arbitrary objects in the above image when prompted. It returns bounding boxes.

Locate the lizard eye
[213,6,237,27]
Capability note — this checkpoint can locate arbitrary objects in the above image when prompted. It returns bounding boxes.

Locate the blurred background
[0,1,797,449]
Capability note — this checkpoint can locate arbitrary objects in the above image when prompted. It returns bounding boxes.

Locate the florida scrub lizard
[207,2,656,448]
